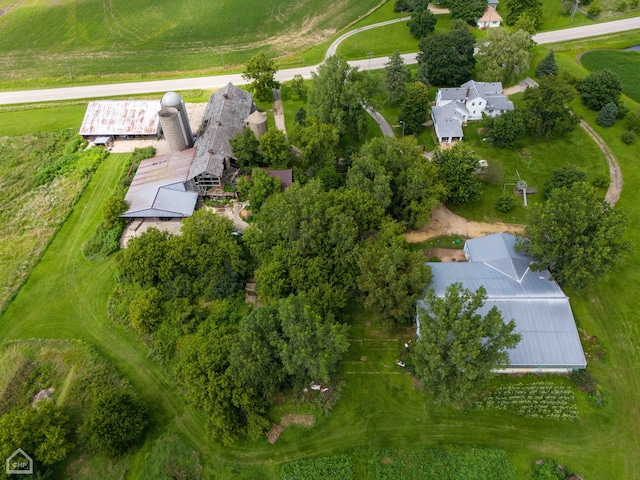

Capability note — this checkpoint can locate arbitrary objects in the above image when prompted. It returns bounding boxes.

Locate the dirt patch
[411,376,423,391]
[31,387,54,407]
[281,413,316,427]
[424,247,465,262]
[404,205,524,243]
[380,456,394,465]
[267,424,284,444]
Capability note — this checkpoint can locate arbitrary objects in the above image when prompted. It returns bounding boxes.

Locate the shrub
[616,0,628,10]
[624,110,640,132]
[543,165,587,199]
[570,369,597,394]
[591,173,610,189]
[588,0,602,16]
[495,193,515,212]
[86,392,148,456]
[596,102,618,127]
[621,130,637,144]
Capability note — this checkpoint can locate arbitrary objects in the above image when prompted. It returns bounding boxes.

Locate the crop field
[580,49,640,103]
[0,0,380,87]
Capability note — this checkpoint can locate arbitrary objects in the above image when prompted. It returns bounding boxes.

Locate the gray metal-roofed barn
[417,233,587,373]
[158,91,194,152]
[187,83,257,195]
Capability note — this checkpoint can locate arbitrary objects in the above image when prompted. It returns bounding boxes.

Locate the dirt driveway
[404,205,524,243]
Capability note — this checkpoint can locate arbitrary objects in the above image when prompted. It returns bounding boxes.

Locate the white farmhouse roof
[80,100,161,136]
[419,233,587,370]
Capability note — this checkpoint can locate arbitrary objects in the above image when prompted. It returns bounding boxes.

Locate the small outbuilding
[477,6,502,29]
[80,100,161,141]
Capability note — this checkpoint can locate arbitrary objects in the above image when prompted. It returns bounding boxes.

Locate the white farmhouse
[431,80,514,143]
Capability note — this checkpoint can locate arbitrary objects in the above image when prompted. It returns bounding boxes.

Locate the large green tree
[504,0,543,27]
[258,128,292,169]
[447,0,487,24]
[417,29,476,86]
[86,392,148,456]
[230,128,264,169]
[484,110,527,147]
[347,136,445,228]
[288,117,340,171]
[399,81,430,135]
[242,53,281,102]
[518,182,631,291]
[308,55,376,140]
[358,221,432,324]
[579,69,623,111]
[412,283,521,405]
[175,326,271,445]
[277,295,349,384]
[476,29,533,83]
[407,8,437,38]
[433,142,482,205]
[522,75,579,138]
[385,51,411,104]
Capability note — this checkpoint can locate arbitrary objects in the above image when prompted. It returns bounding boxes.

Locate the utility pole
[366,52,374,71]
[64,59,72,80]
[570,0,580,22]
[400,120,405,138]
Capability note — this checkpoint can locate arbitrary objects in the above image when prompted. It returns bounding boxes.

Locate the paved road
[0,17,639,105]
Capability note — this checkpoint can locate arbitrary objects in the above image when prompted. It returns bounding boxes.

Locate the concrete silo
[246,110,268,138]
[159,91,194,151]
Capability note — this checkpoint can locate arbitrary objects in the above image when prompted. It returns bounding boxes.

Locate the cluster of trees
[578,69,626,128]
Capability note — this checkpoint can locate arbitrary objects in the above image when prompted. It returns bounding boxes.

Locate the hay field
[0,0,380,86]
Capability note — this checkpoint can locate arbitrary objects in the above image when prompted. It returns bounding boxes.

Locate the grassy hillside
[0,0,380,87]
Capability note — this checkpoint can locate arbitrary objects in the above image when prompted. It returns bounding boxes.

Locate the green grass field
[580,49,640,103]
[0,0,380,88]
[3,21,640,480]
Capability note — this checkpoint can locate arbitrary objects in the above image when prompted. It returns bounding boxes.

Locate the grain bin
[160,91,193,148]
[158,107,188,152]
[246,110,268,137]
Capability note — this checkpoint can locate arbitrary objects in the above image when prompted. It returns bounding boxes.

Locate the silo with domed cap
[159,91,194,151]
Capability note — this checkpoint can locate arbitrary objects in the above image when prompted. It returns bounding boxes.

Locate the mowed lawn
[0,0,379,87]
[580,49,640,103]
[0,149,639,479]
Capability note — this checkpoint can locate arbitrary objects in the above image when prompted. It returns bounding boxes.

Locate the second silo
[160,91,194,149]
[246,110,268,137]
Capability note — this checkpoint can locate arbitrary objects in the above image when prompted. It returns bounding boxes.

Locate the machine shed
[80,100,161,139]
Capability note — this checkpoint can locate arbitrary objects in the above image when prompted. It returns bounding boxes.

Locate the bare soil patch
[424,247,465,262]
[281,413,316,427]
[404,205,524,243]
[267,424,284,444]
